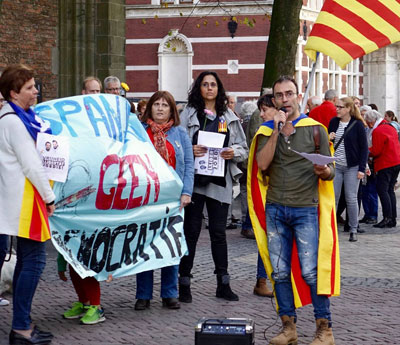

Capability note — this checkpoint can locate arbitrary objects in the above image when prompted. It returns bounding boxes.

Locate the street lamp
[228,18,238,39]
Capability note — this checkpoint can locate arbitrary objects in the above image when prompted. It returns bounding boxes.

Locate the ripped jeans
[266,203,331,320]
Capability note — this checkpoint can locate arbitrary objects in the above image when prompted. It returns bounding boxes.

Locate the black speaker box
[195,317,255,345]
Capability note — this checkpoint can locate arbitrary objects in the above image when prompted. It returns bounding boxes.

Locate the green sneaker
[80,305,106,325]
[63,302,87,319]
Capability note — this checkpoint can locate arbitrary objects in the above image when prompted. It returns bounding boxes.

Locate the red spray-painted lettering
[95,154,160,210]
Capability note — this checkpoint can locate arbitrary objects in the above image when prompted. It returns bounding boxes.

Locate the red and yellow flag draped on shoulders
[18,179,52,242]
[247,118,340,309]
[305,0,400,68]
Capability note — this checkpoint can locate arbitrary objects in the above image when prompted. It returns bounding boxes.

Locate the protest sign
[36,132,69,182]
[36,94,186,281]
[194,130,225,177]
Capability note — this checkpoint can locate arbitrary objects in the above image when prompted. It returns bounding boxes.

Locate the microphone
[278,107,287,131]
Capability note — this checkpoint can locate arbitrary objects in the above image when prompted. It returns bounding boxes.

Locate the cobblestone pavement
[1,198,400,345]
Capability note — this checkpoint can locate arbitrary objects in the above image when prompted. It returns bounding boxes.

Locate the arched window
[158,30,193,102]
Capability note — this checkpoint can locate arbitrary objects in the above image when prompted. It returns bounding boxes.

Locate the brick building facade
[0,0,125,100]
[0,0,58,101]
[125,0,365,106]
[1,1,398,113]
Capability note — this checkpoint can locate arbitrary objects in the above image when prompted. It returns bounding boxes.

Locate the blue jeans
[334,165,360,233]
[136,265,178,299]
[361,175,378,220]
[257,252,267,279]
[12,237,46,330]
[266,203,331,320]
[242,210,252,230]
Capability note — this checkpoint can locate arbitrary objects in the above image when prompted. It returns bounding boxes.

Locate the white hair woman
[365,109,400,228]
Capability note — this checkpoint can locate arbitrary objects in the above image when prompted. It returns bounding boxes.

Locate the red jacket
[369,120,400,172]
[309,101,337,129]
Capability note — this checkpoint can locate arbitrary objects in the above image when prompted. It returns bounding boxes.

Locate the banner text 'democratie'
[36,94,186,281]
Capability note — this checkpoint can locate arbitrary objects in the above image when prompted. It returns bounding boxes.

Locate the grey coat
[179,106,248,204]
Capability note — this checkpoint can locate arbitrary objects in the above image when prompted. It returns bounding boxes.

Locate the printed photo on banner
[194,130,225,177]
[36,132,69,182]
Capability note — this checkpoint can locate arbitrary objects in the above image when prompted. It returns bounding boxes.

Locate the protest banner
[36,94,186,281]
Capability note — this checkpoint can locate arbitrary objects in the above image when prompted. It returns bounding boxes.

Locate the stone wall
[0,0,58,101]
[0,0,126,99]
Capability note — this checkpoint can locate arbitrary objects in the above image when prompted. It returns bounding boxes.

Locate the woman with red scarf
[134,91,194,311]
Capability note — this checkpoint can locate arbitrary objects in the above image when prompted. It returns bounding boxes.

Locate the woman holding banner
[178,71,248,303]
[0,64,55,345]
[134,90,194,310]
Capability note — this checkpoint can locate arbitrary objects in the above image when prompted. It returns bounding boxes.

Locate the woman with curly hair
[178,71,248,303]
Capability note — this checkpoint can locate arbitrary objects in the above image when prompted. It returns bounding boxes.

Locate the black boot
[349,232,358,242]
[178,276,192,303]
[216,275,239,301]
[387,218,397,228]
[373,217,392,228]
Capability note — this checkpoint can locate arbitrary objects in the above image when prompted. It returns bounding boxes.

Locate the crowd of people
[1,64,399,345]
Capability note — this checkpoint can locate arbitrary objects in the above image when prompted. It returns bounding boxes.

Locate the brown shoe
[241,228,255,239]
[310,319,335,345]
[253,278,273,297]
[269,315,298,345]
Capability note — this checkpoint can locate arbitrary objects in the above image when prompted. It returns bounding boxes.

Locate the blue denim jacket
[143,123,194,196]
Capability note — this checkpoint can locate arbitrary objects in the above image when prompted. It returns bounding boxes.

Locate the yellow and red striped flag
[18,179,51,242]
[304,0,400,68]
[247,118,340,309]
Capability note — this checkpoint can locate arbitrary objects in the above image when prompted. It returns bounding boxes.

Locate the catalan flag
[18,179,51,242]
[247,118,340,309]
[304,0,400,68]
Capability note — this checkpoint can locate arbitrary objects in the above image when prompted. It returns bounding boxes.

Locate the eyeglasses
[201,82,218,88]
[335,105,346,109]
[274,91,296,100]
[106,88,120,92]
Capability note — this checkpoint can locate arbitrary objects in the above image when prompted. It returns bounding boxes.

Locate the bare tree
[261,0,303,92]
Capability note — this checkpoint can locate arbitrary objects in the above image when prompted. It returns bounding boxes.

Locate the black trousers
[376,164,400,218]
[179,193,229,277]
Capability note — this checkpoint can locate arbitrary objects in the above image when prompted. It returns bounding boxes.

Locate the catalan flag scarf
[247,117,340,309]
[8,101,53,242]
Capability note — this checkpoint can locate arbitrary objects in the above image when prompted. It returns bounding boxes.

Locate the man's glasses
[106,88,120,92]
[274,91,296,100]
[201,82,217,88]
[335,105,345,109]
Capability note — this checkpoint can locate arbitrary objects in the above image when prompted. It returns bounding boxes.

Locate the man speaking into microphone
[247,76,340,345]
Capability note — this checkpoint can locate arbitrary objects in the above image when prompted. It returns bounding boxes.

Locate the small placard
[36,133,69,182]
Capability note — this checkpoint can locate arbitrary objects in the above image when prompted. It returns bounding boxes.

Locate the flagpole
[301,52,320,114]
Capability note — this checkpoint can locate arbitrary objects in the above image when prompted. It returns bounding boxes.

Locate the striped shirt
[334,121,349,166]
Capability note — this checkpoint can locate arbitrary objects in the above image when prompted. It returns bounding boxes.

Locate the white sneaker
[0,297,10,306]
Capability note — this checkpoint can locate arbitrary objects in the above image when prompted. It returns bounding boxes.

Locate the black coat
[328,117,368,173]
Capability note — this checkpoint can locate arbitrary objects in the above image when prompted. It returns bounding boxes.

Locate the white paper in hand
[290,149,335,165]
[194,130,226,177]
